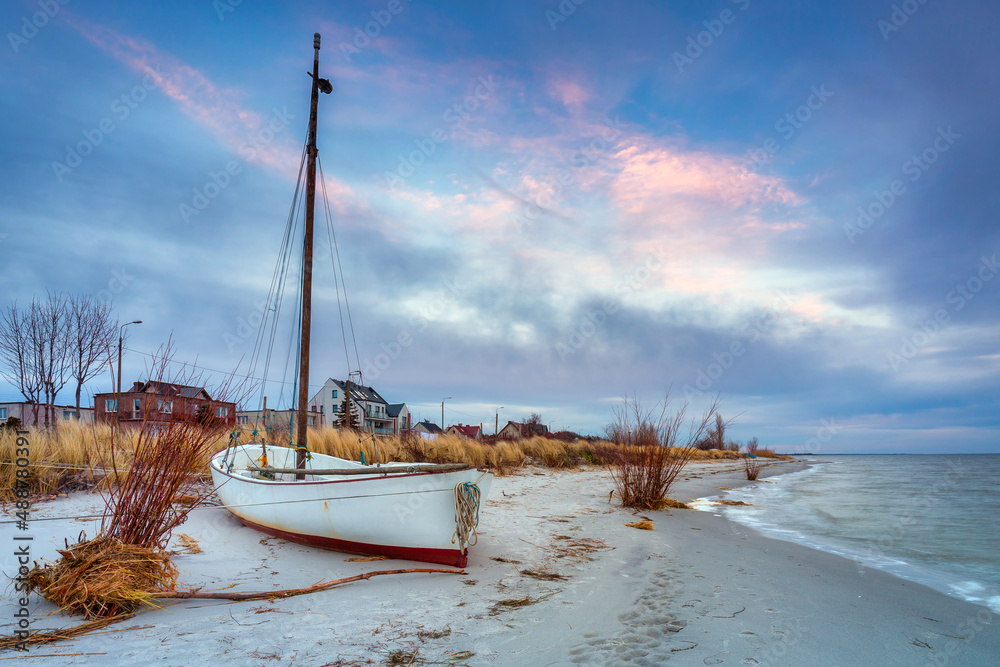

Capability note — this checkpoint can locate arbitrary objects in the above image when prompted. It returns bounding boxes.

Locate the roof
[415,420,443,434]
[500,420,547,437]
[140,381,212,399]
[97,381,215,401]
[386,403,406,418]
[448,424,482,438]
[329,378,388,405]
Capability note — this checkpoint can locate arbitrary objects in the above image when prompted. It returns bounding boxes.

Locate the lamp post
[495,406,504,436]
[441,396,451,431]
[117,320,142,427]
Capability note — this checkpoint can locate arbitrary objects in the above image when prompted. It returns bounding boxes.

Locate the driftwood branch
[157,568,466,602]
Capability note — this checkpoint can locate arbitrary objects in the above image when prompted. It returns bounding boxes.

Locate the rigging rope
[317,155,363,377]
[451,481,482,552]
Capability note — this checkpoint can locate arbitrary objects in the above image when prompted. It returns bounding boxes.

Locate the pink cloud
[64,14,358,213]
[611,140,802,212]
[548,78,591,110]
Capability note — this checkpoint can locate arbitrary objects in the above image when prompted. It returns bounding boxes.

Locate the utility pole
[116,320,141,429]
[495,406,504,436]
[441,396,451,431]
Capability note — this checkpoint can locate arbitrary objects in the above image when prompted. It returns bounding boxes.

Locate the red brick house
[94,381,236,427]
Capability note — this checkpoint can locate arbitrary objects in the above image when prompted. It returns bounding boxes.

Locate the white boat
[210,33,492,568]
[209,445,491,567]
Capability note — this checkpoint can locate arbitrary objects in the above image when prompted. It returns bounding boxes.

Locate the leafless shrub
[101,339,246,549]
[605,392,719,510]
[744,456,764,481]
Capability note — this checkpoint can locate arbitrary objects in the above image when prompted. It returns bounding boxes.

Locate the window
[216,407,228,418]
[0,407,7,420]
[237,415,248,424]
[320,405,324,413]
[332,404,338,413]
[158,400,172,414]
[332,390,337,398]
[63,410,74,420]
[106,399,117,412]
[310,405,317,412]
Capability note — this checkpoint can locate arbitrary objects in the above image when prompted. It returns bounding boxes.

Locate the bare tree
[0,302,43,422]
[523,411,546,436]
[38,293,73,428]
[0,294,102,428]
[68,295,117,419]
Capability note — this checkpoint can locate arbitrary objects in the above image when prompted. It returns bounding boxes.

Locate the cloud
[64,14,359,213]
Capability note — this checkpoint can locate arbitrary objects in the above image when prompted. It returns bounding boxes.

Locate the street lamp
[117,320,142,427]
[441,397,451,431]
[495,406,504,436]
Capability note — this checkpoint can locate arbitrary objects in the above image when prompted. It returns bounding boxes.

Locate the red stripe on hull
[235,515,469,568]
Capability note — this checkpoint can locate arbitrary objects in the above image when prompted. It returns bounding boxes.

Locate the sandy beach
[3,459,997,665]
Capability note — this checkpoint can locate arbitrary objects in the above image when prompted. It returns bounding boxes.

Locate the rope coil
[451,482,482,551]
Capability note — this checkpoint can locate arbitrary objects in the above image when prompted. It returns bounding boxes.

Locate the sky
[1,0,998,453]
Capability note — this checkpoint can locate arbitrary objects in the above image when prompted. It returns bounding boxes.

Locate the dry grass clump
[657,498,691,510]
[489,593,553,615]
[625,520,654,530]
[307,426,404,463]
[27,535,177,618]
[300,426,620,472]
[172,533,202,554]
[605,393,719,510]
[520,568,567,581]
[0,421,134,501]
[306,427,529,471]
[754,447,786,459]
[692,448,743,460]
[519,436,572,467]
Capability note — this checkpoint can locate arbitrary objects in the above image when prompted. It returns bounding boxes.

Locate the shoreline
[699,456,1000,617]
[2,458,996,664]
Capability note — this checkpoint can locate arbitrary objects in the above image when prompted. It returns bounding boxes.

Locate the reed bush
[744,456,764,481]
[605,393,719,510]
[99,345,243,551]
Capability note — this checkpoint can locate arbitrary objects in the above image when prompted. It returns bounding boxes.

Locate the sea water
[701,455,1000,612]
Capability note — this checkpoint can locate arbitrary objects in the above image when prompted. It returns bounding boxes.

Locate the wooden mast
[296,33,324,478]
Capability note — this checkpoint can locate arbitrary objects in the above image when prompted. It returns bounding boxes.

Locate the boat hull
[209,444,492,567]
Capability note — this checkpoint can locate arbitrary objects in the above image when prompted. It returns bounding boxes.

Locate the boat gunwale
[210,457,488,488]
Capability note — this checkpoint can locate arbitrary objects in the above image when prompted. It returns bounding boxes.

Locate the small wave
[949,581,1000,612]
